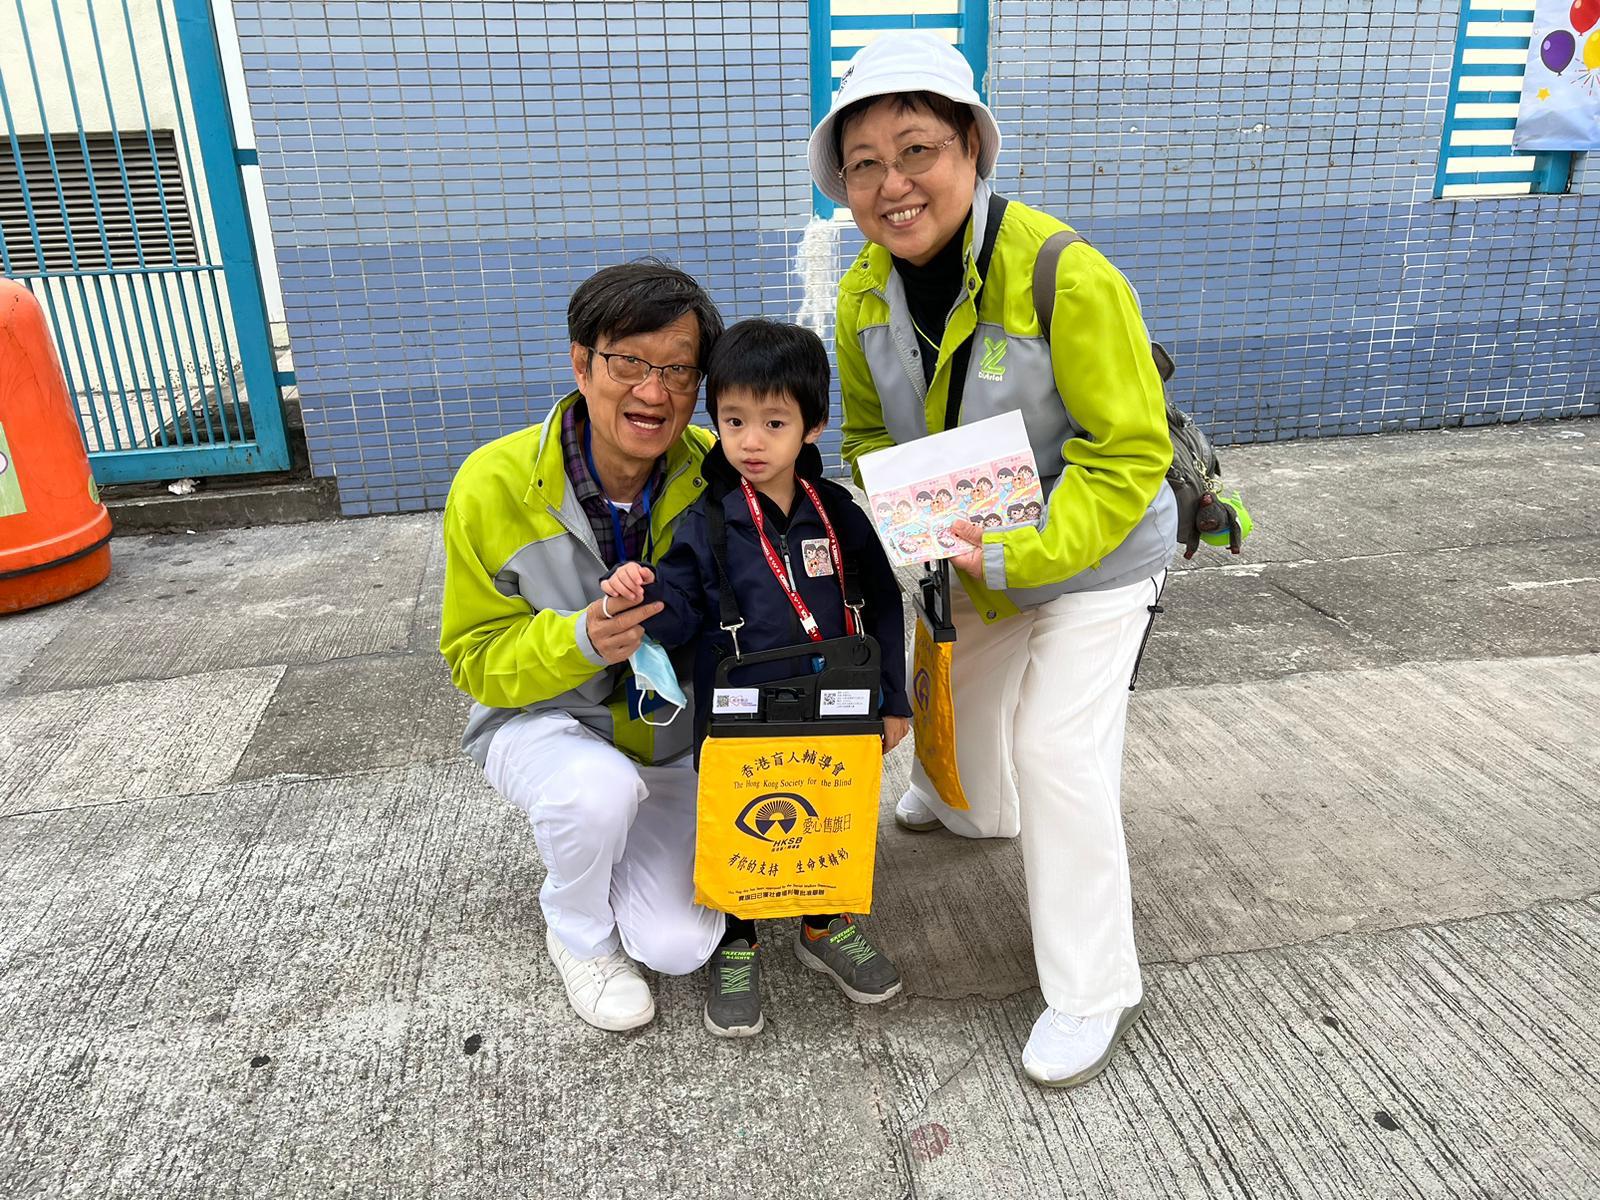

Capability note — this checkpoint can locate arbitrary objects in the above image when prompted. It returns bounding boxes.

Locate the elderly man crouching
[440,261,725,1030]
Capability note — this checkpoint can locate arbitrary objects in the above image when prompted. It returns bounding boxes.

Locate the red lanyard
[739,478,856,643]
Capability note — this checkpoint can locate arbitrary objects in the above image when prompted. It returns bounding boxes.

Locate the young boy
[601,319,911,1039]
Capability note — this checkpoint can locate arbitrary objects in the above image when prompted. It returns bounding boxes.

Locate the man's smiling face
[570,311,701,471]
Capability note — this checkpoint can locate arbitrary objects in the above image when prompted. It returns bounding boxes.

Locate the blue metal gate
[0,0,288,482]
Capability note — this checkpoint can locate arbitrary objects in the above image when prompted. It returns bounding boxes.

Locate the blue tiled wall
[234,0,1598,516]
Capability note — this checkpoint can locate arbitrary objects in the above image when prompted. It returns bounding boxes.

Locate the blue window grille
[808,0,989,217]
[1435,0,1574,198]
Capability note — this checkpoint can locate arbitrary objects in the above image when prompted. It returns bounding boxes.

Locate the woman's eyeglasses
[838,134,961,193]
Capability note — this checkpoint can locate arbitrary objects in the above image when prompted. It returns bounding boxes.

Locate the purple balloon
[1542,29,1576,72]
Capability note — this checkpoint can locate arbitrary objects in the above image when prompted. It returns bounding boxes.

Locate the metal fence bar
[49,0,160,448]
[0,77,90,439]
[172,0,289,468]
[83,0,188,453]
[157,0,247,445]
[116,0,210,446]
[7,5,124,451]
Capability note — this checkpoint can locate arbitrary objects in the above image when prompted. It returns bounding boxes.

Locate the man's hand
[883,714,910,753]
[601,562,655,605]
[945,519,986,579]
[585,596,664,664]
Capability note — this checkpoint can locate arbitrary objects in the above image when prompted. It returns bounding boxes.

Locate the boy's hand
[600,562,656,606]
[882,715,910,753]
[946,519,985,578]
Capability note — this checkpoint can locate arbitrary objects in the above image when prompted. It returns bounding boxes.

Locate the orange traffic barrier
[0,278,113,613]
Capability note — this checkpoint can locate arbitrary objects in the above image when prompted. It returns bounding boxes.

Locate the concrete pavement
[2,419,1597,1198]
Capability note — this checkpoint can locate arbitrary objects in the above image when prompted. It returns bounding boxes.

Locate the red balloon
[1574,0,1600,36]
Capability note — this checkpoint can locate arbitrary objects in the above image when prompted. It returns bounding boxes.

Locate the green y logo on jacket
[978,336,1008,382]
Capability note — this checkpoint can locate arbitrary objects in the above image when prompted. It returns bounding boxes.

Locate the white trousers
[908,571,1166,1017]
[484,711,725,975]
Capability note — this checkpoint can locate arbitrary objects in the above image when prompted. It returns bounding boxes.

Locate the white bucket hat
[808,30,1001,207]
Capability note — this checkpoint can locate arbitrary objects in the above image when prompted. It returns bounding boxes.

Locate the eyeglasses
[588,348,703,395]
[837,133,961,193]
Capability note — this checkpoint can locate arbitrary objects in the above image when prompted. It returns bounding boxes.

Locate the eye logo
[734,791,818,842]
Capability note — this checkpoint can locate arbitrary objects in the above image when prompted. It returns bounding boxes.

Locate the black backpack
[1031,231,1246,558]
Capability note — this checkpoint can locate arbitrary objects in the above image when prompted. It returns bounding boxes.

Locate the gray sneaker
[793,918,902,1004]
[704,940,765,1038]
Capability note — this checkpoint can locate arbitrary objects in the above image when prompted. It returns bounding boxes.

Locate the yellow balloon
[1587,30,1600,70]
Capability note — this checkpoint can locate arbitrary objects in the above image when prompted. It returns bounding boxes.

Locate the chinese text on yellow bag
[694,732,882,918]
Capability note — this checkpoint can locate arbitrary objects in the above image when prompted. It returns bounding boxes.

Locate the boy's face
[714,388,822,491]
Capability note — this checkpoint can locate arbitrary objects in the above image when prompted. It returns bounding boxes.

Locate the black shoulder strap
[705,498,744,634]
[942,190,1008,432]
[1031,228,1085,341]
[1033,229,1176,385]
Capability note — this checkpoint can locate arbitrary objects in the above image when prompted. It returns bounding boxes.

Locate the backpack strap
[941,190,1009,432]
[1031,228,1085,342]
[1033,228,1176,383]
[705,498,746,657]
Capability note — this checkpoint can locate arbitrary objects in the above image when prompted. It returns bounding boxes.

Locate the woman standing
[811,32,1177,1088]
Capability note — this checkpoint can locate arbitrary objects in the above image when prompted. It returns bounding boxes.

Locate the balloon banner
[1516,0,1600,149]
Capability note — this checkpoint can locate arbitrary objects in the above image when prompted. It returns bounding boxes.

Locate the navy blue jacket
[636,441,911,746]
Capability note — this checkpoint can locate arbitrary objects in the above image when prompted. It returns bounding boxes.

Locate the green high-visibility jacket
[836,181,1176,621]
[439,391,715,766]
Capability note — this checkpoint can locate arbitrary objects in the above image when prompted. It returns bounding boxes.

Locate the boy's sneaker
[704,939,765,1038]
[793,917,902,1004]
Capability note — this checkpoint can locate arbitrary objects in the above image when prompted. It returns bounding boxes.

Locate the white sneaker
[1022,1001,1144,1088]
[545,928,655,1032]
[894,789,944,832]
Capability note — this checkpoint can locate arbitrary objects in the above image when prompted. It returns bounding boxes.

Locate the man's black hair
[704,319,830,428]
[834,91,976,166]
[567,258,724,371]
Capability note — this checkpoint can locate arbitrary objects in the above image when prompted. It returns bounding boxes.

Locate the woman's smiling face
[838,97,980,266]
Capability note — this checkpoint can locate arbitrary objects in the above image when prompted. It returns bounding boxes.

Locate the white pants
[908,571,1166,1017]
[484,711,725,974]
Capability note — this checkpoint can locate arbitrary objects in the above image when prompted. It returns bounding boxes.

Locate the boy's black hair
[915,491,933,502]
[1007,504,1025,517]
[704,319,830,428]
[834,91,976,166]
[997,467,1014,478]
[956,479,973,490]
[567,258,724,371]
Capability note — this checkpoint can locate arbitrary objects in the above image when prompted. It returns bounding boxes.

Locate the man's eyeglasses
[837,133,961,193]
[588,348,703,395]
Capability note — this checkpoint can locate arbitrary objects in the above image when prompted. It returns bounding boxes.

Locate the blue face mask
[628,636,687,726]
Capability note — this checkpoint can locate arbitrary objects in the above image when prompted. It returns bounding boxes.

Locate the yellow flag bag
[695,732,883,918]
[910,618,969,811]
[908,562,970,811]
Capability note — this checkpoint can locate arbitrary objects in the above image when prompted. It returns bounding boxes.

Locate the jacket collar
[529,390,712,507]
[701,439,827,502]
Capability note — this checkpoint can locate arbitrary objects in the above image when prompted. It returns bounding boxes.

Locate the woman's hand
[882,715,910,753]
[945,519,986,579]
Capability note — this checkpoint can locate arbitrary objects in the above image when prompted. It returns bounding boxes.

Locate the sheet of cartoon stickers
[857,411,1045,567]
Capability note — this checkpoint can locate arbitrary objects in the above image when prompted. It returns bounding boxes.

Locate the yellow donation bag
[695,732,883,919]
[910,617,970,811]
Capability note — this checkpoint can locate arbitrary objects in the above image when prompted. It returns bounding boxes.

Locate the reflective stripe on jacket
[439,390,715,766]
[836,180,1176,620]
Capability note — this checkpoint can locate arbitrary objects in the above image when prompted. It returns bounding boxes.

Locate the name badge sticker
[801,538,835,578]
[712,688,761,715]
[818,689,872,717]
